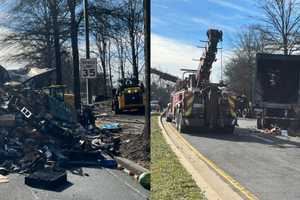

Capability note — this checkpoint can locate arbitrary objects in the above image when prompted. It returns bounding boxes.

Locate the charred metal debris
[0,85,120,189]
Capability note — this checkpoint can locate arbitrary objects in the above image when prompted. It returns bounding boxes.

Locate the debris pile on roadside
[261,126,292,138]
[95,101,150,169]
[0,86,119,188]
[263,126,281,135]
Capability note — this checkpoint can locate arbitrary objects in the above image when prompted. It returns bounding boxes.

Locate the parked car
[151,100,161,113]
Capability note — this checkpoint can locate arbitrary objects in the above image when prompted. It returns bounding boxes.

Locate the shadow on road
[23,176,74,192]
[34,181,74,192]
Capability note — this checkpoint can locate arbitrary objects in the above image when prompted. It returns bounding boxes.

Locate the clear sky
[151,0,260,82]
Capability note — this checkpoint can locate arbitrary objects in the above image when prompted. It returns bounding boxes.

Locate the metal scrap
[0,84,119,188]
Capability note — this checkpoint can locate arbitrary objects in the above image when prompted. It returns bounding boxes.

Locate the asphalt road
[0,167,149,200]
[178,118,300,200]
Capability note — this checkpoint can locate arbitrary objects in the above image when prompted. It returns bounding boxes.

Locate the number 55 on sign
[80,58,97,79]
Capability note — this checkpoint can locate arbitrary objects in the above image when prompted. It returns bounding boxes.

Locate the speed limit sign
[80,58,97,79]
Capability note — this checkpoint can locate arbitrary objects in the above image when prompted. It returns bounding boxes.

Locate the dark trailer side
[254,53,300,129]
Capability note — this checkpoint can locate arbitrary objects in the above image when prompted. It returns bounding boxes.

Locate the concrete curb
[158,115,252,200]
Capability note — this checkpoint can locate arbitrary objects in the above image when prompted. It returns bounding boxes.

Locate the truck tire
[176,112,185,133]
[242,109,247,118]
[166,115,172,122]
[175,111,180,130]
[257,118,262,129]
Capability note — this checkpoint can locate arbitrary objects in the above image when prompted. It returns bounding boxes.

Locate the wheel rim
[242,109,247,118]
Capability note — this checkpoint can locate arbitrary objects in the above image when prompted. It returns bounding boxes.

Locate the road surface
[175,118,300,200]
[0,167,149,200]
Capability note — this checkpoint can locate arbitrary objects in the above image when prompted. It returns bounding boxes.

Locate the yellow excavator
[112,78,145,114]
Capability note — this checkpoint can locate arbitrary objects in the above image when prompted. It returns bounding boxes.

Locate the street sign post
[80,58,97,79]
[80,58,97,105]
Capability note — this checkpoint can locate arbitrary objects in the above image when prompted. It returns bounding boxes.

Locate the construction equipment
[112,78,145,114]
[42,85,75,107]
[166,29,237,133]
[44,85,66,102]
[254,54,300,129]
[42,85,76,122]
[151,68,179,83]
[150,100,161,113]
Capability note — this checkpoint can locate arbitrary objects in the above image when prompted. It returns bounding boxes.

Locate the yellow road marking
[163,118,259,200]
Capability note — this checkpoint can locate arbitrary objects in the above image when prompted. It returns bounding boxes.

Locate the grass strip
[151,116,206,200]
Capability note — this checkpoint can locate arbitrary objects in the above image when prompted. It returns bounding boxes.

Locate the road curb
[158,114,258,200]
[114,156,150,189]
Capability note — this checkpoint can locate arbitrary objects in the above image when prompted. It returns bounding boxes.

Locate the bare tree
[0,0,55,67]
[256,0,300,55]
[225,27,266,100]
[0,0,70,68]
[90,0,126,95]
[48,0,62,84]
[107,39,113,89]
[233,26,267,61]
[122,0,144,84]
[67,0,82,110]
[114,34,126,80]
[0,0,144,93]
[96,34,108,96]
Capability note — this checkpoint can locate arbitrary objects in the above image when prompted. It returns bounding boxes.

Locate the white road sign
[80,58,97,79]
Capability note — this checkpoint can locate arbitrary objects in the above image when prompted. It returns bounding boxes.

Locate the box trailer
[254,53,300,129]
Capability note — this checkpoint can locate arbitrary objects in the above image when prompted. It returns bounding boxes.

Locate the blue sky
[151,0,261,82]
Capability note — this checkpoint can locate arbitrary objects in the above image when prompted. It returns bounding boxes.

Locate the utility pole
[83,0,92,104]
[144,0,150,140]
[49,0,62,85]
[68,0,81,112]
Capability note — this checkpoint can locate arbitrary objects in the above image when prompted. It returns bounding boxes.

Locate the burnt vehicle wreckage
[0,68,127,190]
